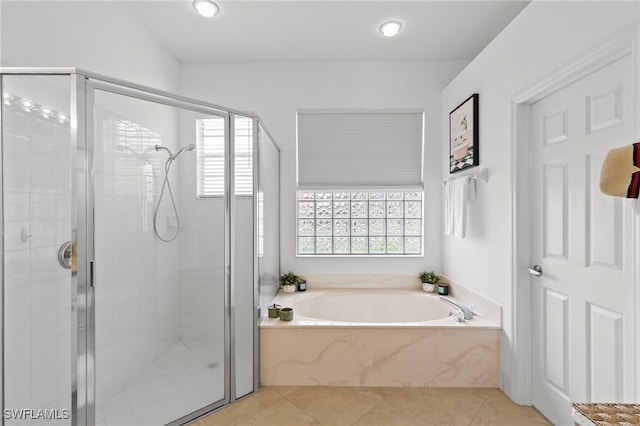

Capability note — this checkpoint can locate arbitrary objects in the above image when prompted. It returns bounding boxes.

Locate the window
[296,110,424,256]
[296,190,422,255]
[196,115,253,198]
[234,116,254,196]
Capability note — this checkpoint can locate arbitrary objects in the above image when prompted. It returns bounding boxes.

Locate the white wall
[0,1,179,91]
[440,1,640,397]
[180,60,467,276]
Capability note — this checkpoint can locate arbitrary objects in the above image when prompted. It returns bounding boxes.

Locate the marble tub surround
[260,327,499,387]
[260,276,502,387]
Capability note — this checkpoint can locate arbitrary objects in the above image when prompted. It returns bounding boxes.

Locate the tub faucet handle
[448,310,466,322]
[453,310,466,323]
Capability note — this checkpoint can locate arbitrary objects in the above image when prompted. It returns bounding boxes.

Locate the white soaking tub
[263,288,498,328]
[260,286,501,387]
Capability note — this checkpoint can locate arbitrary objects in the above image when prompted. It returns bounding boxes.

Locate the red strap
[627,172,640,198]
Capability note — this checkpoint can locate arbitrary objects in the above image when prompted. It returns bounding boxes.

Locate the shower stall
[0,69,281,425]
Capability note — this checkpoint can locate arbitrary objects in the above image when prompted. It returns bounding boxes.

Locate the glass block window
[296,191,422,255]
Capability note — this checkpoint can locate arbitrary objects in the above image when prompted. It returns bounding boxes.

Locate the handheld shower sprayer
[153,143,197,242]
[173,143,196,159]
[155,143,195,160]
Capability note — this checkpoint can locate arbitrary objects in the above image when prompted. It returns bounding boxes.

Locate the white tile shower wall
[2,76,72,420]
[94,104,181,407]
[176,112,225,344]
[176,197,224,342]
[176,112,264,397]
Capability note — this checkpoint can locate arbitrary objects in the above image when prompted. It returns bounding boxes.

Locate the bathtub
[264,288,498,326]
[260,286,501,387]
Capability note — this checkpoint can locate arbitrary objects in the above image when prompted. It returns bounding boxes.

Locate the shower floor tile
[96,340,223,426]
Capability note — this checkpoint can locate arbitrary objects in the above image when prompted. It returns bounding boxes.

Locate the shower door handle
[90,260,96,288]
[58,241,72,269]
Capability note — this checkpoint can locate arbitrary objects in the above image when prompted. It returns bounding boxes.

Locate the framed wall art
[449,93,479,173]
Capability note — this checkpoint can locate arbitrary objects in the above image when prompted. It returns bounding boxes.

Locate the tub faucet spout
[439,296,475,320]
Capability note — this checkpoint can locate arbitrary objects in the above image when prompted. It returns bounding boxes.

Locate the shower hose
[153,155,181,242]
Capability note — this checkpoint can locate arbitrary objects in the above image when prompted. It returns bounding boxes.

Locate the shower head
[155,144,196,160]
[173,144,197,159]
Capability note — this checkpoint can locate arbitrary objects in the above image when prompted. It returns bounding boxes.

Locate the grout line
[347,398,385,426]
[379,390,438,426]
[467,399,487,426]
[382,392,424,419]
[282,390,328,425]
[230,389,287,426]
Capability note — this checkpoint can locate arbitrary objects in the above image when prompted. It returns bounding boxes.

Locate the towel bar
[443,168,488,186]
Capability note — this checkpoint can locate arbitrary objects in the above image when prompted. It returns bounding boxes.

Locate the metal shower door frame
[84,78,234,426]
[0,70,85,426]
[0,67,268,426]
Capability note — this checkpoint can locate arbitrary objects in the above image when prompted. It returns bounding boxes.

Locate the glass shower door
[2,74,73,425]
[90,84,228,426]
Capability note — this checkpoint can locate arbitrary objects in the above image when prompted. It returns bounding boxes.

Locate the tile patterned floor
[96,340,223,426]
[193,386,551,426]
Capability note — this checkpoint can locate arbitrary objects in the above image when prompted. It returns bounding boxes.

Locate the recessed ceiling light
[193,0,219,18]
[379,21,402,37]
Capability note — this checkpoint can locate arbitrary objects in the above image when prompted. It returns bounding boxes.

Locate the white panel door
[531,53,635,425]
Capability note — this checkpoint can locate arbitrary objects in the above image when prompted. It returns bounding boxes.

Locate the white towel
[445,176,474,238]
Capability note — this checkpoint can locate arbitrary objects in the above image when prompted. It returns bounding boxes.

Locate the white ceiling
[124,1,530,62]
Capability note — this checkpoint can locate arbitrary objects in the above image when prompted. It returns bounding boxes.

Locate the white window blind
[297,111,424,188]
[196,116,253,198]
[234,116,254,196]
[197,116,225,197]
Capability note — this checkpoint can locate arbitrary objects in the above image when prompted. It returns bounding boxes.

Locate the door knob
[528,265,543,276]
[58,241,72,269]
